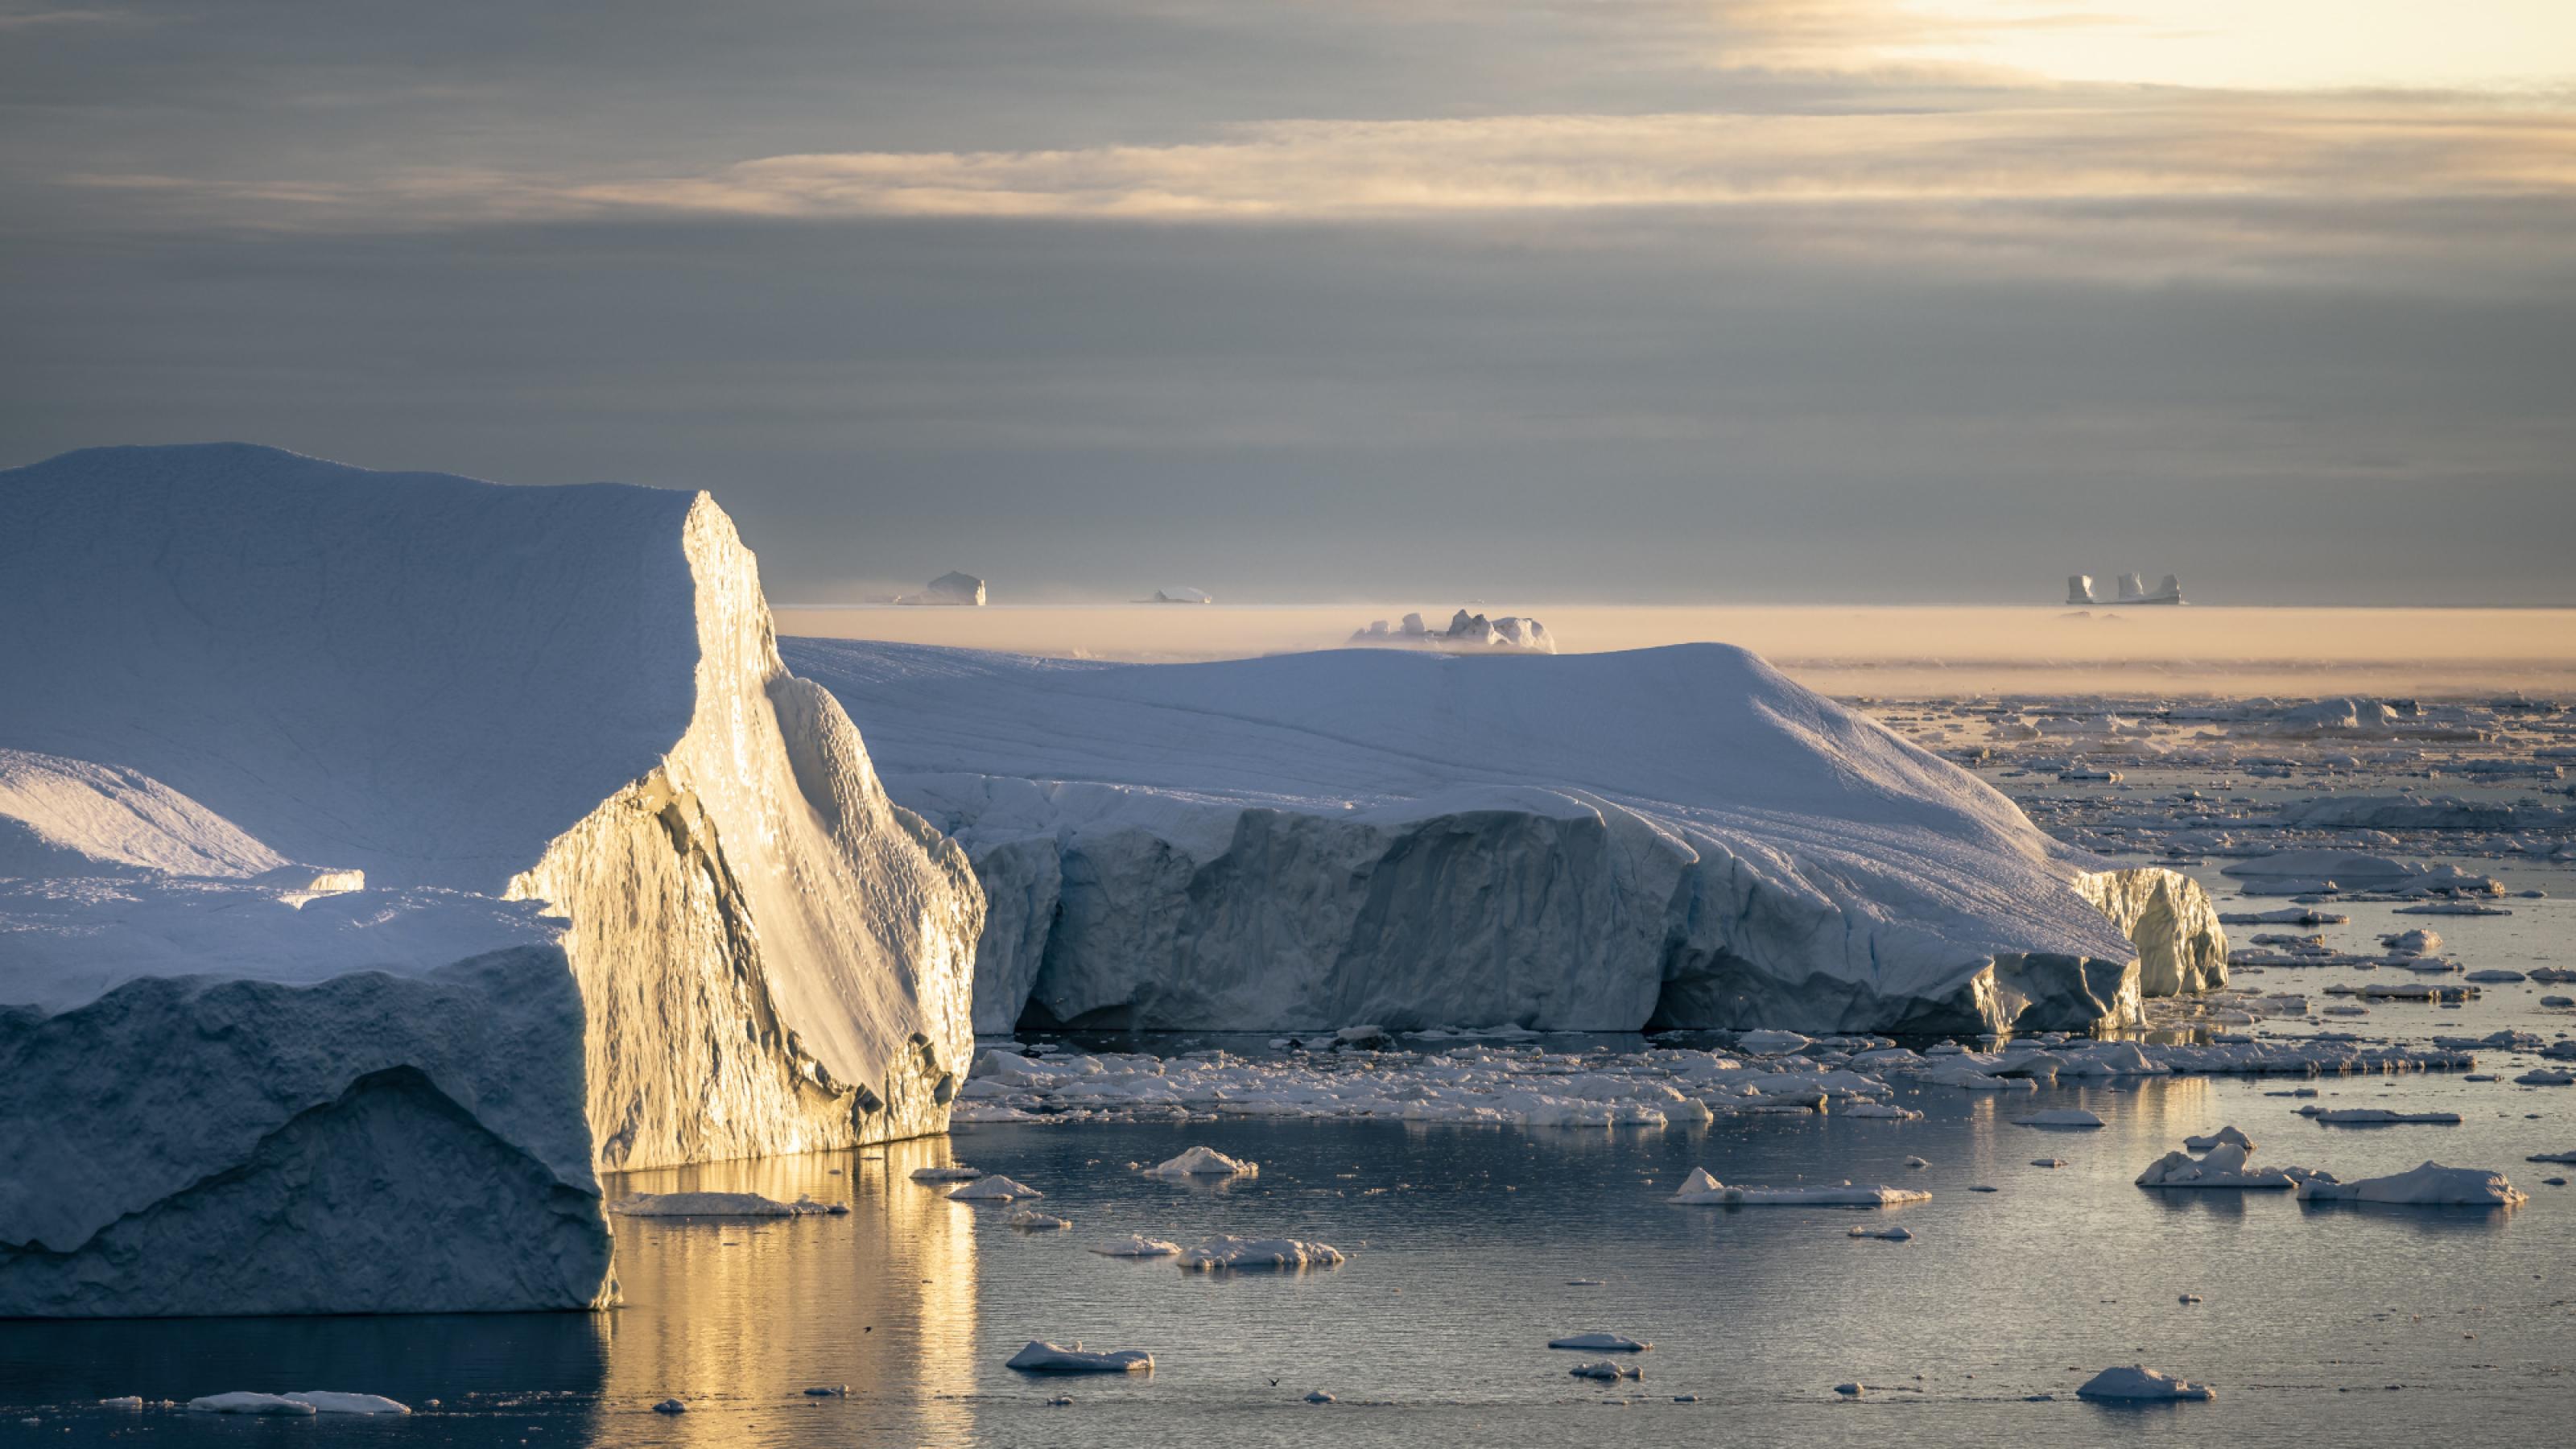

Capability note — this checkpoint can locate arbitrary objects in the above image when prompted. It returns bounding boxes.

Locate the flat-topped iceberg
[0,444,982,1317]
[786,638,2224,1036]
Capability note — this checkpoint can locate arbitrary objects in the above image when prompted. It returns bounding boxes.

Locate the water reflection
[601,1135,980,1444]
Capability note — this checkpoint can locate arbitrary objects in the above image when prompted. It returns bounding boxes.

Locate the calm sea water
[6,1046,2570,1445]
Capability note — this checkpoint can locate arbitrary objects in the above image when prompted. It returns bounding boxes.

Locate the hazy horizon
[6,2,2573,605]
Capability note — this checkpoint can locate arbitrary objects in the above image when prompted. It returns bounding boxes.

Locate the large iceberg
[0,444,982,1317]
[782,638,2223,1035]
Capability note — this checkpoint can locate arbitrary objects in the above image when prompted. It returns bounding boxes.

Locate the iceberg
[2134,1142,2316,1190]
[948,1175,1043,1201]
[0,444,982,1318]
[2294,1162,2526,1207]
[896,571,987,605]
[786,638,2225,1036]
[1146,1146,1259,1179]
[2075,1366,2213,1402]
[1005,1341,1154,1373]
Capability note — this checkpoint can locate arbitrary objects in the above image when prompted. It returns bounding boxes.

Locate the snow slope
[0,444,981,1316]
[782,638,2222,1035]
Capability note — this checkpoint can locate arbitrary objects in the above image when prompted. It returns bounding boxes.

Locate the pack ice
[0,444,982,1317]
[782,640,2224,1034]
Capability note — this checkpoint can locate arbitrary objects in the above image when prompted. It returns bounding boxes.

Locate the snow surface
[0,444,982,1317]
[785,638,2227,1036]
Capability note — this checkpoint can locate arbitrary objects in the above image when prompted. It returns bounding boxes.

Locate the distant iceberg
[1151,586,1212,604]
[0,444,982,1318]
[2066,572,2184,605]
[897,570,987,605]
[1351,608,1555,654]
[786,636,2223,1036]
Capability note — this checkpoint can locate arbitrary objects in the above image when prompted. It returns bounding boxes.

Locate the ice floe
[949,1175,1043,1201]
[1176,1236,1346,1271]
[1090,1235,1183,1257]
[2295,1162,2527,1207]
[1548,1332,1650,1352]
[1146,1146,1258,1179]
[1006,1341,1153,1373]
[608,1191,846,1218]
[1008,1210,1073,1230]
[1669,1168,1930,1207]
[2016,1108,2105,1129]
[2075,1366,2215,1402]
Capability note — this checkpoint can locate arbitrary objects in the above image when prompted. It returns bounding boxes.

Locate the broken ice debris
[1176,1236,1346,1271]
[1006,1341,1154,1373]
[1089,1235,1183,1257]
[1668,1168,1930,1206]
[1007,1210,1073,1230]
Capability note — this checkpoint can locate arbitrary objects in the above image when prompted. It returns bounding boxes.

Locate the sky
[2,1,2571,605]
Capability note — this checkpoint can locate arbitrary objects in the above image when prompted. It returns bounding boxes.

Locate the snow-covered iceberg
[0,444,982,1317]
[2295,1162,2526,1208]
[783,638,2224,1035]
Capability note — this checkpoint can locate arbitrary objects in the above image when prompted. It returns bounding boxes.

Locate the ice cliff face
[782,639,2223,1038]
[0,444,980,1317]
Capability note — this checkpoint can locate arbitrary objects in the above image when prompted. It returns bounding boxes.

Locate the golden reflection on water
[599,1135,980,1443]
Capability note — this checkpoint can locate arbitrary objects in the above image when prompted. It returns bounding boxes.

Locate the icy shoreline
[952,1031,2480,1129]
